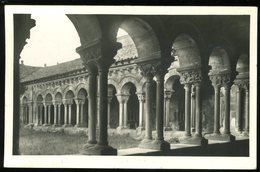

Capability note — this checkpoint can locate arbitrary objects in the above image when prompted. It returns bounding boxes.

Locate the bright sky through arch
[20,13,129,67]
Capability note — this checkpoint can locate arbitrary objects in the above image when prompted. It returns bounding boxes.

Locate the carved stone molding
[179,69,202,85]
[136,92,145,102]
[209,72,231,87]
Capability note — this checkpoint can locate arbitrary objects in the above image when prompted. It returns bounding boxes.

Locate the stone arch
[45,93,53,102]
[117,17,161,59]
[53,87,63,98]
[119,76,140,94]
[65,90,75,99]
[208,46,231,74]
[77,88,88,100]
[172,33,202,70]
[36,94,44,102]
[108,79,119,93]
[63,85,76,99]
[165,75,181,91]
[75,83,88,98]
[21,95,28,104]
[66,15,102,47]
[236,54,249,73]
[54,92,63,103]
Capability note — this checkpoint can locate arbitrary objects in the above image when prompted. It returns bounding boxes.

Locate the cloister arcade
[16,14,249,155]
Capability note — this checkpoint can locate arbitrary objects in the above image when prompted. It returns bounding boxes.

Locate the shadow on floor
[128,139,249,156]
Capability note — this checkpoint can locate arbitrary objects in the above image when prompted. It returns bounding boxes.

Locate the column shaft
[64,104,67,125]
[213,85,221,134]
[184,84,191,136]
[87,72,97,144]
[98,69,108,146]
[48,105,51,124]
[123,100,128,128]
[54,104,57,125]
[58,104,61,125]
[155,74,164,140]
[138,97,144,127]
[195,83,202,137]
[80,102,84,125]
[76,102,80,125]
[118,99,124,127]
[44,105,47,124]
[145,77,153,140]
[68,104,72,125]
[223,85,231,134]
[244,88,249,133]
[236,87,242,132]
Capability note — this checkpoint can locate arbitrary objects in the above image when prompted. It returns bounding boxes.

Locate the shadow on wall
[202,82,215,133]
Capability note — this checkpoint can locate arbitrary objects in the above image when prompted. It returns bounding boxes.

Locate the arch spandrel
[108,79,119,94]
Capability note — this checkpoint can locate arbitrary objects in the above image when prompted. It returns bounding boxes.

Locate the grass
[19,127,139,155]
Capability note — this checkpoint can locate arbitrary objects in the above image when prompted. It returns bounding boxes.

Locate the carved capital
[138,60,165,80]
[116,94,130,103]
[209,73,231,87]
[179,69,202,84]
[234,79,249,91]
[136,92,145,102]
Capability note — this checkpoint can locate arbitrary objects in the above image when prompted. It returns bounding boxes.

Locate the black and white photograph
[4,6,257,169]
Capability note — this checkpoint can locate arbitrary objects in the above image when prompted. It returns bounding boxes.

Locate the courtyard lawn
[19,127,139,155]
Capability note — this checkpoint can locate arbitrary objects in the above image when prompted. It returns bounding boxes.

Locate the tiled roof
[20,35,138,83]
[21,58,85,83]
[20,64,42,80]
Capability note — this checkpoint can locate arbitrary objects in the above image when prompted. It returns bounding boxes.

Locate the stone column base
[242,131,249,137]
[43,124,51,126]
[136,126,144,132]
[63,124,73,128]
[180,135,208,146]
[80,144,117,155]
[52,124,61,127]
[116,126,129,130]
[164,126,172,131]
[205,133,235,142]
[138,139,170,151]
[75,124,87,128]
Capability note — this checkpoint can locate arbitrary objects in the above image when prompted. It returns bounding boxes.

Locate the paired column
[63,102,68,126]
[208,74,234,142]
[75,99,86,127]
[164,90,173,130]
[191,86,196,132]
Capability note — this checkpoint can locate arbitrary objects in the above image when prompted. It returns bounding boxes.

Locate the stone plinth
[138,139,170,151]
[80,144,117,155]
[63,124,73,128]
[164,126,172,131]
[205,133,235,142]
[179,135,208,146]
